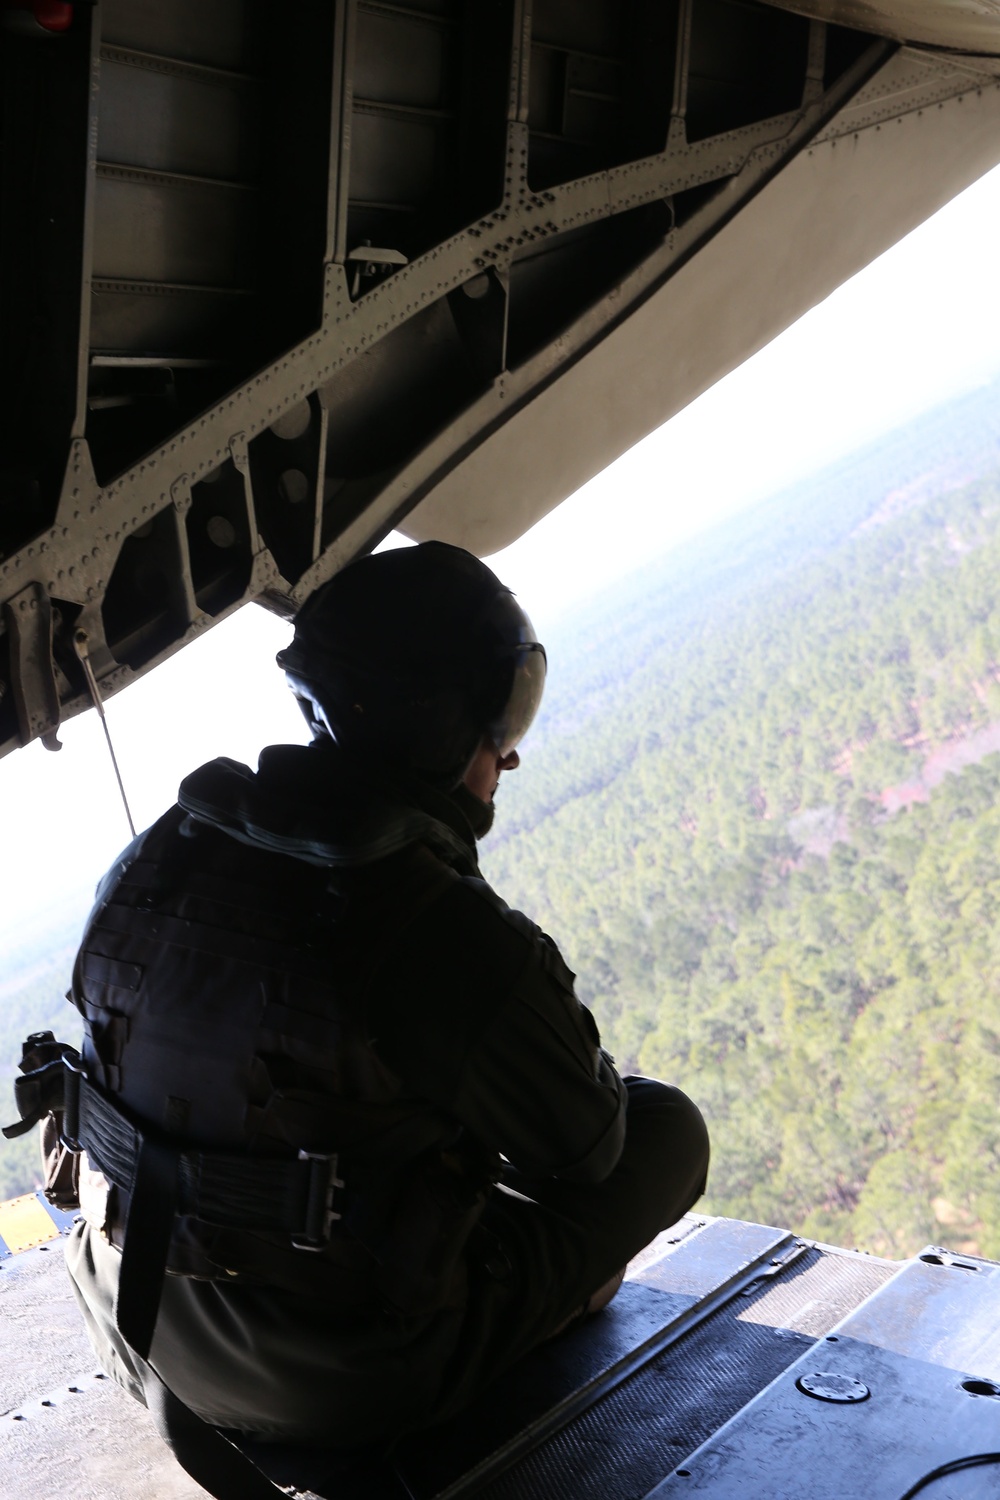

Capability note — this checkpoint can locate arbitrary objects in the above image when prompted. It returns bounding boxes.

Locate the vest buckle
[60,1052,87,1153]
[292,1150,345,1250]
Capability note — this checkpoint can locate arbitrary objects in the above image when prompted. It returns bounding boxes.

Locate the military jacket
[65,740,626,1438]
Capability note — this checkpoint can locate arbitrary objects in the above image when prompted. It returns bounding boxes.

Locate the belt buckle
[292,1150,345,1251]
[60,1053,87,1154]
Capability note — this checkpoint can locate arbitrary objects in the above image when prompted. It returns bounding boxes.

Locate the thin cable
[73,629,136,838]
[896,1452,1000,1500]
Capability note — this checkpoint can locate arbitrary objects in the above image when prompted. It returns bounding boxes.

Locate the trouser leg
[502,1077,710,1292]
[427,1077,709,1424]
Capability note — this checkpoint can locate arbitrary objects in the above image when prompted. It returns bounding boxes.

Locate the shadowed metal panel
[100,0,259,71]
[354,5,452,109]
[96,52,261,182]
[88,282,253,357]
[686,0,810,142]
[92,168,257,287]
[351,108,446,208]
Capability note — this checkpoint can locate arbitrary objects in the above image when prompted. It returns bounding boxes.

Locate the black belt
[3,1033,346,1348]
[76,1079,345,1250]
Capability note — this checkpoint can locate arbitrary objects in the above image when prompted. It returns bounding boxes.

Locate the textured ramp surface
[1,1241,93,1414]
[1,1240,203,1500]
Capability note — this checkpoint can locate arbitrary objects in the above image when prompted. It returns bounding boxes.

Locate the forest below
[483,374,1000,1260]
[4,374,1000,1262]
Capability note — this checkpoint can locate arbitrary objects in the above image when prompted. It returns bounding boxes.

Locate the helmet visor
[488,642,546,756]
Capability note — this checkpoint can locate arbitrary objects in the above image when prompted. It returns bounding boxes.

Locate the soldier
[8,542,708,1496]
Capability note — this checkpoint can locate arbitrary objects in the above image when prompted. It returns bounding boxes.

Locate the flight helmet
[277,542,546,786]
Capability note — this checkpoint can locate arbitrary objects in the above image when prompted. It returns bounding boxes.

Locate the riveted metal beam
[0,0,996,761]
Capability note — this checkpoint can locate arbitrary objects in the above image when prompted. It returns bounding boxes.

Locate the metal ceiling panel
[1,2,998,760]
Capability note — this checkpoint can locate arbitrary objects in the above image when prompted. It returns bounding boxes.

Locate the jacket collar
[177,742,481,875]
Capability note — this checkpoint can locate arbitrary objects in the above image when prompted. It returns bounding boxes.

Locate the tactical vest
[14,798,499,1354]
[3,752,541,1499]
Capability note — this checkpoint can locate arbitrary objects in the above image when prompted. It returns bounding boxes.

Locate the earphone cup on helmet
[277,541,542,786]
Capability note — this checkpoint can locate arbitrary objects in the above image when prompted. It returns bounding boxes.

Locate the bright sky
[5,161,1000,954]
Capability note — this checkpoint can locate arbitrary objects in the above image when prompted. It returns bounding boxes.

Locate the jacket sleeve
[365,873,627,1183]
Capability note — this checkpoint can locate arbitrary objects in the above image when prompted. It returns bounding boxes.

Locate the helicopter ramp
[4,1210,1000,1500]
